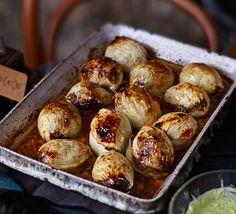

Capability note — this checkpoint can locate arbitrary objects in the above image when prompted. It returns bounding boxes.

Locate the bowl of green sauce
[168,170,236,214]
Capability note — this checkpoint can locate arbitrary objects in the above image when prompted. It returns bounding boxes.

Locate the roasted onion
[126,125,174,178]
[37,101,82,141]
[180,63,224,95]
[114,86,161,129]
[38,139,93,171]
[153,112,198,151]
[65,81,112,109]
[92,150,134,191]
[164,82,210,117]
[130,60,175,97]
[105,37,147,73]
[78,56,123,92]
[89,108,132,156]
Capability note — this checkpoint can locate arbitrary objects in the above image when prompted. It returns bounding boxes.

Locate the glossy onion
[164,82,210,117]
[37,101,82,141]
[180,63,224,95]
[114,86,161,129]
[92,150,134,191]
[130,60,175,97]
[89,108,132,156]
[78,56,123,92]
[65,81,112,109]
[153,112,198,151]
[105,37,147,73]
[126,125,174,178]
[38,139,93,171]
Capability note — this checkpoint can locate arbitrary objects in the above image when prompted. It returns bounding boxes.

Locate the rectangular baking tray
[1,24,236,213]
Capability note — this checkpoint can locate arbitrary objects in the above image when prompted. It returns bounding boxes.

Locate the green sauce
[186,187,236,214]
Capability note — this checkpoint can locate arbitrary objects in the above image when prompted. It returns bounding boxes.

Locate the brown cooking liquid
[14,57,232,199]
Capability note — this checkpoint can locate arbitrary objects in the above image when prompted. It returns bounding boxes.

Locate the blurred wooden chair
[229,35,236,58]
[22,0,219,71]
